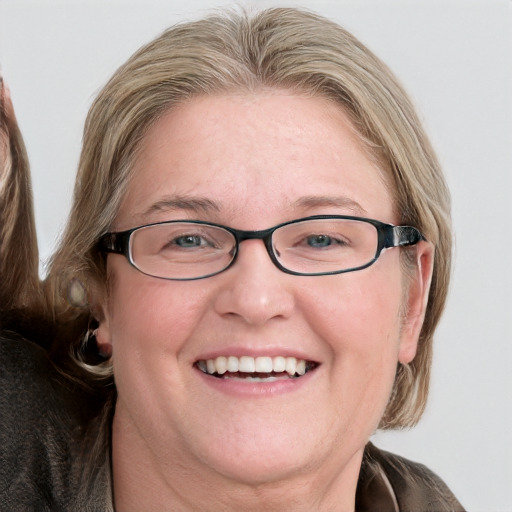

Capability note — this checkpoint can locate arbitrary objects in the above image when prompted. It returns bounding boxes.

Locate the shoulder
[0,331,85,424]
[359,442,465,512]
[0,332,76,423]
[0,332,107,510]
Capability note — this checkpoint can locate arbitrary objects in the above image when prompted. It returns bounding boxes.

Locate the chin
[206,447,314,486]
[184,411,336,486]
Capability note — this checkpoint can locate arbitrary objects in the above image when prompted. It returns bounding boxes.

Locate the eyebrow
[292,195,367,215]
[141,195,221,218]
[138,194,366,221]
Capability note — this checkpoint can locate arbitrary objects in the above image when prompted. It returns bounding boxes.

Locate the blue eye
[306,235,334,248]
[173,235,206,248]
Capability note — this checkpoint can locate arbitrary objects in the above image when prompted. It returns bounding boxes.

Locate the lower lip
[195,367,318,397]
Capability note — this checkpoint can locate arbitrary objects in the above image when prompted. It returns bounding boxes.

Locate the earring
[82,323,110,363]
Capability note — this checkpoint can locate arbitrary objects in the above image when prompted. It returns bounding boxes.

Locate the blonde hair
[47,7,451,429]
[0,78,45,331]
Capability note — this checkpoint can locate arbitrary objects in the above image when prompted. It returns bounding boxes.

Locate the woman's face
[98,91,431,491]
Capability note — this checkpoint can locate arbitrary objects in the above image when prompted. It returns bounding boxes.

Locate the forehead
[116,91,393,229]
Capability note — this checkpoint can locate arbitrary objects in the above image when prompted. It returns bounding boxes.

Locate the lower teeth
[215,371,301,380]
[229,375,281,382]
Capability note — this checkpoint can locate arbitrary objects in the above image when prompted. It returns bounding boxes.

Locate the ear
[90,284,113,359]
[398,241,435,364]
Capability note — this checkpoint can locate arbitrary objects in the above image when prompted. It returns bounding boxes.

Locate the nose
[213,239,295,326]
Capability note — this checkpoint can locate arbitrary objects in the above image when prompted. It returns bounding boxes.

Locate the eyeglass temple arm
[386,225,426,248]
[98,232,127,254]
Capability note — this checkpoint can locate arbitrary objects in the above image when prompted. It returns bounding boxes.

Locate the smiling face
[97,91,432,509]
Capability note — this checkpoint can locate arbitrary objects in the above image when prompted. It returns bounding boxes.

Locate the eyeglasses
[98,215,425,281]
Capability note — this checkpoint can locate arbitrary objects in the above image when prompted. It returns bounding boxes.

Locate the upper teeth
[198,356,308,376]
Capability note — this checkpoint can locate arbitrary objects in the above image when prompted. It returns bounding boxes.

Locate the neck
[111,412,363,512]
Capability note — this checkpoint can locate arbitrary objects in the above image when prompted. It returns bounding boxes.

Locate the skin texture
[96,92,433,511]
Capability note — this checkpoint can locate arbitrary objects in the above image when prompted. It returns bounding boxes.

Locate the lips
[196,355,318,380]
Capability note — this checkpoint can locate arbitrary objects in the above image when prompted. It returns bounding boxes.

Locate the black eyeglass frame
[97,215,426,280]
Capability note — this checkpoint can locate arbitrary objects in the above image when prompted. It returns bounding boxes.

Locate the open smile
[196,355,319,382]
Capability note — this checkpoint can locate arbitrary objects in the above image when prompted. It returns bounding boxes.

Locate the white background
[1,1,511,510]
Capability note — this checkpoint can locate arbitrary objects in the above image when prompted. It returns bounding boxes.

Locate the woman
[1,7,464,511]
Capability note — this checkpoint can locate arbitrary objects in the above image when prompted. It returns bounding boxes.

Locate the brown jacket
[356,442,465,511]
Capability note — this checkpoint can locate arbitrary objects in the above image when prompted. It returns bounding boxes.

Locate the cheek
[107,273,208,350]
[301,263,404,355]
[104,268,215,423]
[103,266,213,401]
[297,260,404,425]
